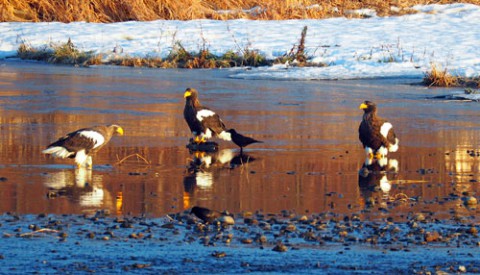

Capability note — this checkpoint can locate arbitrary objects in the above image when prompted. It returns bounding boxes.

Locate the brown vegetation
[423,64,480,88]
[423,64,458,87]
[2,0,480,22]
[16,39,273,68]
[15,25,314,68]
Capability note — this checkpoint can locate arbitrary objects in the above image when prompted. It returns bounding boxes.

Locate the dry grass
[423,64,458,87]
[16,38,272,68]
[2,0,480,22]
[423,63,480,88]
[18,38,94,65]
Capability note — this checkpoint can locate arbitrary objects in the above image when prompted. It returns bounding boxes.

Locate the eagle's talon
[194,151,206,159]
[193,136,206,144]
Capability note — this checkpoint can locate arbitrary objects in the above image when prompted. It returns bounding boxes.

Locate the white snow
[1,3,479,80]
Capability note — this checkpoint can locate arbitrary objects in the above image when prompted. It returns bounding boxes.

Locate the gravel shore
[1,210,479,274]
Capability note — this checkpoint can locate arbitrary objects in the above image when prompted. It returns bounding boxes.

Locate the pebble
[424,231,441,242]
[241,238,253,244]
[212,251,226,258]
[272,243,288,252]
[463,196,477,206]
[466,227,478,235]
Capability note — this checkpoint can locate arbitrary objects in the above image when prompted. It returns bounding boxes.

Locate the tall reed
[2,0,479,22]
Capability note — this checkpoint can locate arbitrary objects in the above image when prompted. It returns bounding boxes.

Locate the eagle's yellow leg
[194,151,206,159]
[116,192,123,215]
[193,136,207,144]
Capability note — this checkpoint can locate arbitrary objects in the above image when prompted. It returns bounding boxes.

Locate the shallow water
[0,61,479,221]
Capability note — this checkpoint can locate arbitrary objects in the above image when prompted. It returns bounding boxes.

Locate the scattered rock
[463,196,477,206]
[272,243,288,252]
[212,251,226,258]
[424,231,441,242]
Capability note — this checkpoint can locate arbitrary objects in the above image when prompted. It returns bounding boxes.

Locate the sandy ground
[1,211,479,274]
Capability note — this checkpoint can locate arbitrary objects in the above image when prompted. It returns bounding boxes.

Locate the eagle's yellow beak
[116,127,124,136]
[184,91,192,98]
[359,103,368,110]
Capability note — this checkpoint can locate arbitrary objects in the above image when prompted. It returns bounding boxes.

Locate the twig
[114,153,151,166]
[387,193,411,203]
[20,228,59,237]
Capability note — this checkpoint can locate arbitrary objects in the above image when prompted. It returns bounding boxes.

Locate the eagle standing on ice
[42,124,124,168]
[183,88,231,143]
[358,101,398,159]
[183,88,262,151]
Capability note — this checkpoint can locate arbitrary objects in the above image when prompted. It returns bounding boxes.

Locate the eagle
[359,101,398,159]
[183,88,231,143]
[42,124,124,168]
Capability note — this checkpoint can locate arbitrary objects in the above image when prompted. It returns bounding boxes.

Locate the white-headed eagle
[359,101,398,159]
[42,124,124,168]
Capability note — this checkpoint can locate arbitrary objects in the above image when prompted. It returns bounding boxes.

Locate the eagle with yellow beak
[359,101,398,159]
[42,124,124,168]
[183,88,231,144]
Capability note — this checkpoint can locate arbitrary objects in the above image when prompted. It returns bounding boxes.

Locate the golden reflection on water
[0,63,479,221]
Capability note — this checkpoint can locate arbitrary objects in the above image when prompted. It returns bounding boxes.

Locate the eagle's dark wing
[196,109,227,135]
[51,132,96,153]
[184,104,205,134]
[385,123,397,145]
[359,118,386,150]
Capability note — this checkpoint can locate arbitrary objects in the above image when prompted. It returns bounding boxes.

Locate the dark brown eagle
[183,88,231,143]
[183,88,262,151]
[42,124,124,168]
[359,101,398,159]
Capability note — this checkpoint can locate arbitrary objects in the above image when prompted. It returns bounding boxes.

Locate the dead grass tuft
[3,0,480,22]
[18,38,93,65]
[423,64,458,87]
[16,36,276,69]
[423,63,480,88]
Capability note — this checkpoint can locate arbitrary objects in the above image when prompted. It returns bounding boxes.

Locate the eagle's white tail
[389,138,399,152]
[218,131,232,141]
[42,147,74,159]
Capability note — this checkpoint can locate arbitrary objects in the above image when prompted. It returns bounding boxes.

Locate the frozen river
[0,60,479,222]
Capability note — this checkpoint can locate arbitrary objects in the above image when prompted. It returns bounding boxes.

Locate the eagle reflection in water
[42,168,118,213]
[183,149,257,209]
[358,157,399,208]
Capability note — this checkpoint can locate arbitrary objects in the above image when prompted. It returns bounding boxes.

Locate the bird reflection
[183,149,257,209]
[42,167,111,209]
[358,157,398,207]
